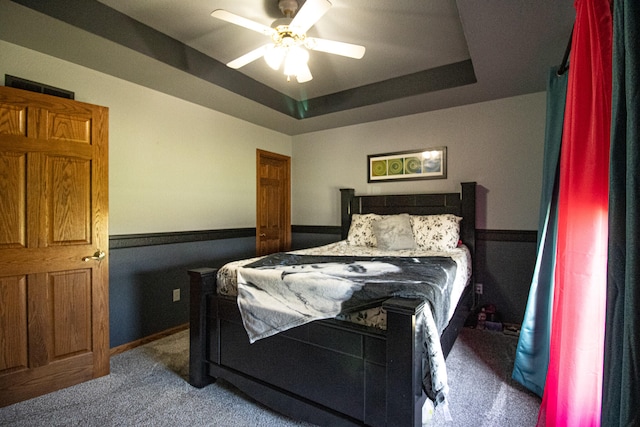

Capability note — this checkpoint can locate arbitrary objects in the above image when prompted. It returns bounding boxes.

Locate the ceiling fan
[211,0,366,83]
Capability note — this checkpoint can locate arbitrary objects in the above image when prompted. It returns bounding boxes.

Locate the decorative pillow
[373,214,415,251]
[410,214,462,251]
[346,213,382,247]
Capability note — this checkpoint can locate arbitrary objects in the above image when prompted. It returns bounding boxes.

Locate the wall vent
[5,75,75,99]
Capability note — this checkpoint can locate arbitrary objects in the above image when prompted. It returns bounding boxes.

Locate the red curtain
[538,0,612,426]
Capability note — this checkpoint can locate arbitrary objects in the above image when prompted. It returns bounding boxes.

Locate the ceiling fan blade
[296,64,313,83]
[306,37,365,59]
[289,0,332,34]
[211,9,275,36]
[227,45,270,69]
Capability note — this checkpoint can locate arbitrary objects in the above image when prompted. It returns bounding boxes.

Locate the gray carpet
[432,328,541,426]
[0,327,540,426]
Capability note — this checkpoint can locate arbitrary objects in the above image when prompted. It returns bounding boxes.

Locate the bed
[188,182,476,426]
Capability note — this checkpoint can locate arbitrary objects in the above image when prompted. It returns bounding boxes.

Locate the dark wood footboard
[188,268,436,427]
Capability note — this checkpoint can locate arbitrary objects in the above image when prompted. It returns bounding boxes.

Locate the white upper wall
[292,92,546,230]
[1,35,546,234]
[0,40,292,234]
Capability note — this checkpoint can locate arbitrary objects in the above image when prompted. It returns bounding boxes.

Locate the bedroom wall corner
[474,231,537,325]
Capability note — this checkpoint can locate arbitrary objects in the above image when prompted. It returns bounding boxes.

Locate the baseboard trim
[110,323,189,356]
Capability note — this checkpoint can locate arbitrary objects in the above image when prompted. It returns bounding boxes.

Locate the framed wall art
[368,147,447,182]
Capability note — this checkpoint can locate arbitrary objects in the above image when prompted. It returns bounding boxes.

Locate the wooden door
[256,149,290,256]
[0,86,109,407]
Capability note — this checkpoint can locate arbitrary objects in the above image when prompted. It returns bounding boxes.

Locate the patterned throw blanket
[236,253,458,407]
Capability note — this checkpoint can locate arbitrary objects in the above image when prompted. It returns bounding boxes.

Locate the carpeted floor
[432,328,541,426]
[0,327,540,426]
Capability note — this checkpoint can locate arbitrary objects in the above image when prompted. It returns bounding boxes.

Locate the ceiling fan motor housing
[278,0,299,18]
[270,18,304,46]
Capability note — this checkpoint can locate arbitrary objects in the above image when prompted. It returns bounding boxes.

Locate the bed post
[460,182,476,260]
[340,188,355,240]
[384,298,427,427]
[461,182,477,308]
[188,267,218,388]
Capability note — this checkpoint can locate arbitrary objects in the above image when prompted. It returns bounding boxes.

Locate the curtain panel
[512,66,566,397]
[602,0,640,426]
[538,0,612,425]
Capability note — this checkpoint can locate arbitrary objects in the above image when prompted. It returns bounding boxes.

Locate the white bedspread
[217,240,471,330]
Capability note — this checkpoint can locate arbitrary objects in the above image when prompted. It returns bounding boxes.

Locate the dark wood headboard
[340,182,477,259]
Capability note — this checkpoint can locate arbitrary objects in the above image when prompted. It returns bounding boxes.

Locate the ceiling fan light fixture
[283,45,310,80]
[295,64,313,83]
[264,45,285,70]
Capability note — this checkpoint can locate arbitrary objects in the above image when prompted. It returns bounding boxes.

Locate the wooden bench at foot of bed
[188,267,472,427]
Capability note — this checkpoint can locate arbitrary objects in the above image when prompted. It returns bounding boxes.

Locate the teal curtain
[512,66,567,397]
[602,0,640,425]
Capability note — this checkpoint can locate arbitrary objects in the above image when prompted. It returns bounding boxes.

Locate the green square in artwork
[371,159,387,176]
[388,158,404,175]
[404,157,422,174]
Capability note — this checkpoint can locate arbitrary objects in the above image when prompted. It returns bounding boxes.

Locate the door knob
[82,250,106,262]
[259,233,266,237]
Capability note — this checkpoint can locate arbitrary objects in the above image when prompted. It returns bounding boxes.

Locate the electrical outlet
[475,283,483,295]
[172,288,180,302]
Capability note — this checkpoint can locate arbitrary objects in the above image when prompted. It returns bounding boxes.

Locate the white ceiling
[97,0,472,101]
[6,0,576,136]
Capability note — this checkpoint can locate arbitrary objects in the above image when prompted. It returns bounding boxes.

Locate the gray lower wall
[108,236,256,348]
[474,231,537,325]
[291,232,342,250]
[108,228,536,348]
